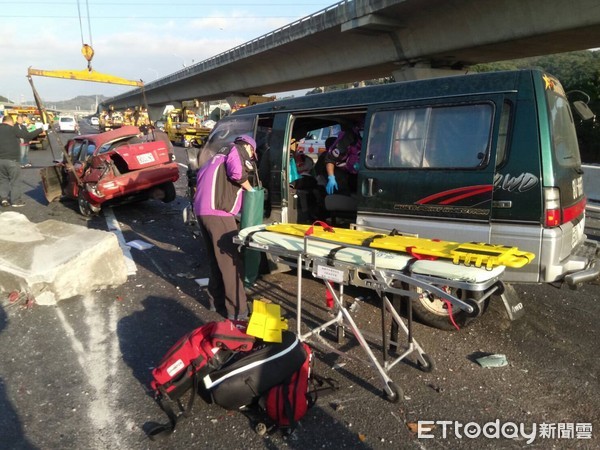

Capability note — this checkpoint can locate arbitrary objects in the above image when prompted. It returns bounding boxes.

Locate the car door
[356,95,506,242]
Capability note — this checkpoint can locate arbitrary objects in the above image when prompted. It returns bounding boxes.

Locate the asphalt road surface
[1,121,599,449]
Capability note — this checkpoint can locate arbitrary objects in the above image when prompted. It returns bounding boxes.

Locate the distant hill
[47,95,109,112]
[0,94,109,112]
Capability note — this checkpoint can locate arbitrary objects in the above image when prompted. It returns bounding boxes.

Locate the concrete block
[0,212,128,305]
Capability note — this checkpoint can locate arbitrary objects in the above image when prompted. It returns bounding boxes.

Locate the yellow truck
[99,108,124,131]
[5,106,52,149]
[165,107,211,147]
[123,107,150,127]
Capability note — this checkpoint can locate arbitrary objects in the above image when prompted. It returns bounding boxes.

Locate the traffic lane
[2,154,376,449]
[3,145,600,448]
[112,152,600,448]
[244,269,600,448]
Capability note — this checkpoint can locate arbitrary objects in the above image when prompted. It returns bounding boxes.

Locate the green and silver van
[191,69,599,329]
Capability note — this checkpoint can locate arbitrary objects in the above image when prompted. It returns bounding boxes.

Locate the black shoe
[11,201,25,208]
[1,200,9,207]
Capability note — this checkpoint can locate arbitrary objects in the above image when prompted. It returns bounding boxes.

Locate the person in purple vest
[193,135,257,321]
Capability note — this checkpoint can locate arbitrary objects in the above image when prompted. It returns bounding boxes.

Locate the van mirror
[572,100,595,122]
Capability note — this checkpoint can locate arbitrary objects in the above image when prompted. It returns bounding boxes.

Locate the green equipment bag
[241,186,265,287]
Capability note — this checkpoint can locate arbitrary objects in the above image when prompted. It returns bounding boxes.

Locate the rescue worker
[317,123,362,195]
[193,135,257,321]
[0,115,45,207]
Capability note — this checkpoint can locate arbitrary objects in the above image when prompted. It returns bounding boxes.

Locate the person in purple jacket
[193,135,257,321]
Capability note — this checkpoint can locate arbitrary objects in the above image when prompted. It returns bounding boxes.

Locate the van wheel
[408,286,488,331]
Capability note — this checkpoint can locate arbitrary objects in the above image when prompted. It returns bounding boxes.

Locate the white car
[296,124,341,161]
[90,116,99,126]
[58,116,78,133]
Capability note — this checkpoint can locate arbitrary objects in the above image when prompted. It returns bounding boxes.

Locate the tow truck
[227,94,276,113]
[165,105,211,147]
[99,106,125,131]
[4,105,53,149]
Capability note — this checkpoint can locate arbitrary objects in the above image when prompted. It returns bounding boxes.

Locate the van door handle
[365,178,374,197]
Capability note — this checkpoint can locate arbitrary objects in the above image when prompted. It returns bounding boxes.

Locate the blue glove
[326,175,338,195]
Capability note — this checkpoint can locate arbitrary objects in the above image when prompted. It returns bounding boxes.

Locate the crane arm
[28,67,143,87]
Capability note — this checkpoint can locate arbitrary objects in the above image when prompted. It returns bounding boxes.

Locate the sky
[0,0,340,104]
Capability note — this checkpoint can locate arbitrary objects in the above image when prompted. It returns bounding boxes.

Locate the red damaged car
[41,126,179,216]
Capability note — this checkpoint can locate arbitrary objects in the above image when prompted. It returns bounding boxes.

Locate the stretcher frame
[235,230,504,401]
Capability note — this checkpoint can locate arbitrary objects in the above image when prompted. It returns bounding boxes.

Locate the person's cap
[234,134,256,150]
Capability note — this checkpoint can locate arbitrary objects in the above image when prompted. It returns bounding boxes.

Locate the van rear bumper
[564,239,600,288]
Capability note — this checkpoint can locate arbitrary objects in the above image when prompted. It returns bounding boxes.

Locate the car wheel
[78,190,101,216]
[406,286,489,331]
[161,182,177,203]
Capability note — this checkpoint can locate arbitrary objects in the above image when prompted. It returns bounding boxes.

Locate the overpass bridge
[103,0,600,113]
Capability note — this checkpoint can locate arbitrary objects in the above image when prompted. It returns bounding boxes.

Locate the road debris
[476,353,508,368]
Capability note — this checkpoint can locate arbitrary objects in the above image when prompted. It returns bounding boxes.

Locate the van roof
[235,69,543,116]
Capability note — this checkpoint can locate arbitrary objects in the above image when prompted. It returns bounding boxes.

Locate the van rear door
[357,96,505,242]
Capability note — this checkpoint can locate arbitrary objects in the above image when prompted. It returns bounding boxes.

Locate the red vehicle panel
[41,126,180,216]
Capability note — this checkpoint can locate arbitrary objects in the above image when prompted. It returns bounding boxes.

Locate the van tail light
[544,187,561,227]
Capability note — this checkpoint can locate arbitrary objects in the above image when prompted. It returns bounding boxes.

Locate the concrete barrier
[0,212,128,305]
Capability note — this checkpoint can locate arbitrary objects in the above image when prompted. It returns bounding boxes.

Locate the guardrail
[583,164,600,213]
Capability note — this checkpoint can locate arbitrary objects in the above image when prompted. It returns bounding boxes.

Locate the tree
[473,50,600,163]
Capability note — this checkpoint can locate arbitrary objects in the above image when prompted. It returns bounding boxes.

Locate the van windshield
[546,89,581,168]
[203,116,255,154]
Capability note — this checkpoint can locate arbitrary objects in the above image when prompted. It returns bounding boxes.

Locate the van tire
[408,286,488,331]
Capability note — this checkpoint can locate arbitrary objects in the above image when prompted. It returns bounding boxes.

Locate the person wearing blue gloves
[321,123,362,195]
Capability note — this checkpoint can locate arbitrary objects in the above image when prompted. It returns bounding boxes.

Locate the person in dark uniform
[0,115,45,207]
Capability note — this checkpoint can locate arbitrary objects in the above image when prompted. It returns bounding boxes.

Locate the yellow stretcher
[266,222,535,270]
[235,223,511,402]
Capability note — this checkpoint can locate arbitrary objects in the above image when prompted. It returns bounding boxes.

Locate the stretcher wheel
[255,422,267,436]
[418,353,435,373]
[464,297,483,318]
[384,381,402,403]
[336,324,345,343]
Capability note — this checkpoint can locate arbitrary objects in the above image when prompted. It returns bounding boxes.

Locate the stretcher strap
[360,234,386,247]
[306,221,334,236]
[243,229,262,246]
[406,246,439,261]
[325,245,346,266]
[442,299,460,331]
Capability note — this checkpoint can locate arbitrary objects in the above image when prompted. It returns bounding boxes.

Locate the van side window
[495,101,511,167]
[366,111,394,167]
[366,104,493,169]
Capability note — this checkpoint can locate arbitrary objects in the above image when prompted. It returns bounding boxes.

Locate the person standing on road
[15,114,32,168]
[0,115,45,207]
[193,135,257,322]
